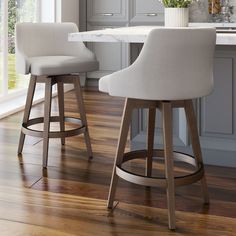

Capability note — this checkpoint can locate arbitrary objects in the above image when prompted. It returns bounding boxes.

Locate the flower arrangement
[162,0,192,8]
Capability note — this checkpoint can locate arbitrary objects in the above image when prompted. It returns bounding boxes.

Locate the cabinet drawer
[130,0,164,24]
[87,0,128,23]
[200,57,235,138]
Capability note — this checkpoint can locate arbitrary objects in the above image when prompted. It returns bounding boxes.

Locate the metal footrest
[116,149,204,188]
[21,116,86,139]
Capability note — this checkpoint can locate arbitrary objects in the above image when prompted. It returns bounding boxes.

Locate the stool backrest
[108,28,216,100]
[15,22,94,74]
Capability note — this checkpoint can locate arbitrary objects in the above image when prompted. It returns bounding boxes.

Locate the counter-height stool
[99,28,216,229]
[16,23,99,168]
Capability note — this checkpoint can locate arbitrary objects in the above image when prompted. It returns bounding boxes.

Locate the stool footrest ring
[21,116,86,139]
[116,149,204,188]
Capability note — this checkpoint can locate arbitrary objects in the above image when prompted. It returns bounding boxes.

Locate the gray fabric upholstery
[29,56,98,76]
[16,23,99,76]
[99,28,216,100]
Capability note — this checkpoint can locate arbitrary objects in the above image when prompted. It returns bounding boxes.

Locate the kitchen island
[69,26,236,167]
[69,25,236,45]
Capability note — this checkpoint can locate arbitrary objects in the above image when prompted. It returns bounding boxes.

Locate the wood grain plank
[0,185,235,236]
[0,87,234,235]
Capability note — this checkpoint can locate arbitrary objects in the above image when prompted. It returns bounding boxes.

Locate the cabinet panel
[87,0,128,23]
[87,25,129,79]
[200,57,234,137]
[130,0,164,24]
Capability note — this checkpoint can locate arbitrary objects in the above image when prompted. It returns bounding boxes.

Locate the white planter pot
[165,8,189,27]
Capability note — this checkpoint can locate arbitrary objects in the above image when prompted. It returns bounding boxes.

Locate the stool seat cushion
[99,74,110,93]
[29,56,99,76]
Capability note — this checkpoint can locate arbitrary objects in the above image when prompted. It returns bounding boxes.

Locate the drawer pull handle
[146,13,157,16]
[101,13,114,16]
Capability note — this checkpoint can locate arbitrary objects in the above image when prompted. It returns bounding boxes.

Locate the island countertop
[69,25,236,45]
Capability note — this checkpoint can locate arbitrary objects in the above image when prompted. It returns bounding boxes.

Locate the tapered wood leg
[162,101,175,230]
[57,81,65,145]
[42,78,53,168]
[18,75,37,155]
[146,108,156,177]
[107,98,134,208]
[74,76,93,159]
[184,100,209,204]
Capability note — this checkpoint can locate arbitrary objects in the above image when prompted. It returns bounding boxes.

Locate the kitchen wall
[190,0,209,22]
[190,0,236,23]
[231,0,236,21]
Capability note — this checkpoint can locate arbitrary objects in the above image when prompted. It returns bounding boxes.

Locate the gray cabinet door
[87,0,128,24]
[130,0,164,25]
[87,25,129,79]
[199,50,236,151]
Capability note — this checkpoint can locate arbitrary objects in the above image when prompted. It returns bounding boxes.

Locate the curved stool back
[99,28,216,230]
[99,27,216,100]
[16,23,99,168]
[16,22,96,74]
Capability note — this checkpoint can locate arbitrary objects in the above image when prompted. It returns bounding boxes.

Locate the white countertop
[69,25,236,45]
[189,22,236,28]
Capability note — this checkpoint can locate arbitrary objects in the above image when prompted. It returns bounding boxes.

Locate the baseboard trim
[86,78,99,87]
[0,84,73,119]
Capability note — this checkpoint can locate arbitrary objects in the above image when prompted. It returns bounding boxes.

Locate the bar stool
[16,23,99,168]
[99,28,216,229]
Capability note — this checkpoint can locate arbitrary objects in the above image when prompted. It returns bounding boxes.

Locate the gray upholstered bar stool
[16,23,99,168]
[99,28,216,230]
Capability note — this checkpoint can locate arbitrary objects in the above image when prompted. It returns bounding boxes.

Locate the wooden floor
[0,87,235,236]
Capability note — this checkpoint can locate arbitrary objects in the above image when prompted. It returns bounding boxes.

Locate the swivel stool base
[18,74,92,168]
[107,98,209,230]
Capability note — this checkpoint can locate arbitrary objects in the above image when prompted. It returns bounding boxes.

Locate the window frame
[0,0,56,99]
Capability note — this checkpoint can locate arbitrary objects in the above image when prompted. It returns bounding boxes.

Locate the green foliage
[8,0,17,54]
[8,53,17,89]
[0,54,29,91]
[8,0,36,54]
[7,54,29,90]
[162,0,192,8]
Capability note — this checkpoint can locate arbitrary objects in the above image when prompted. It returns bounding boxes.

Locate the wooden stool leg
[74,76,93,158]
[184,100,209,204]
[162,101,176,230]
[42,78,53,168]
[18,75,37,154]
[57,81,65,145]
[107,98,133,208]
[146,107,156,177]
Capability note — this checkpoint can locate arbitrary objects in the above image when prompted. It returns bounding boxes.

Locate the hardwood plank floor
[0,87,235,235]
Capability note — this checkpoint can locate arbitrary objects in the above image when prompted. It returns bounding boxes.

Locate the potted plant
[162,0,192,27]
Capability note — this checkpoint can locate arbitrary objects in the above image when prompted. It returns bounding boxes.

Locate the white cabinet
[85,0,129,79]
